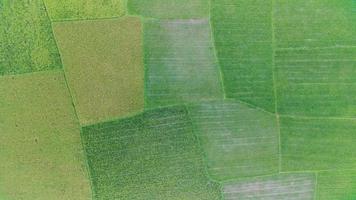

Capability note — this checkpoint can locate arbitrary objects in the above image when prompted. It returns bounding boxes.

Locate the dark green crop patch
[82,106,221,199]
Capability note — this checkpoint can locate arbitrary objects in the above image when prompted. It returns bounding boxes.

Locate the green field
[0,71,91,200]
[189,100,279,181]
[1,0,356,199]
[144,19,223,108]
[43,0,127,21]
[275,0,356,117]
[53,17,144,125]
[317,170,356,199]
[222,173,315,200]
[128,0,209,19]
[82,106,221,199]
[0,0,62,75]
[211,0,275,112]
[281,117,356,171]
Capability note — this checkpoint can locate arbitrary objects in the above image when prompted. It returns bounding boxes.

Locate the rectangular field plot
[275,0,356,117]
[0,71,91,200]
[43,0,126,21]
[317,170,356,200]
[53,17,144,125]
[128,0,209,19]
[82,106,221,200]
[280,117,356,171]
[0,0,62,75]
[144,19,223,108]
[188,100,279,181]
[223,173,315,200]
[211,0,275,112]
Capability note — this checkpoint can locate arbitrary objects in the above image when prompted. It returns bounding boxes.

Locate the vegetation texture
[43,0,127,21]
[144,19,223,108]
[0,71,91,200]
[82,106,221,199]
[0,0,62,75]
[281,117,356,171]
[189,100,279,181]
[317,170,356,200]
[1,0,356,199]
[222,173,315,200]
[53,17,144,125]
[128,0,209,19]
[211,0,275,112]
[275,0,356,117]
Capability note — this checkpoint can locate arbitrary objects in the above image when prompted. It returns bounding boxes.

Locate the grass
[211,0,276,112]
[317,170,356,199]
[188,100,279,181]
[42,0,127,21]
[222,173,315,200]
[274,0,356,117]
[144,19,223,108]
[280,116,356,171]
[0,71,91,200]
[128,0,209,19]
[81,106,221,199]
[0,0,62,75]
[52,17,144,125]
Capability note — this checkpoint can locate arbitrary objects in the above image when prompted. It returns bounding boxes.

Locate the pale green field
[0,71,91,200]
[189,100,279,181]
[222,173,315,200]
[53,17,144,125]
[144,19,223,108]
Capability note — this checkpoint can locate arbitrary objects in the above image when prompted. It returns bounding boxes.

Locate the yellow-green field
[0,71,91,200]
[53,17,144,125]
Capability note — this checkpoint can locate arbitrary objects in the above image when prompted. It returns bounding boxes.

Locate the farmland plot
[211,0,276,112]
[0,0,62,75]
[43,0,126,21]
[188,100,279,181]
[82,106,221,199]
[274,0,356,117]
[0,71,91,200]
[317,170,356,200]
[53,17,144,125]
[222,173,315,200]
[128,0,209,19]
[280,117,356,171]
[144,19,223,108]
